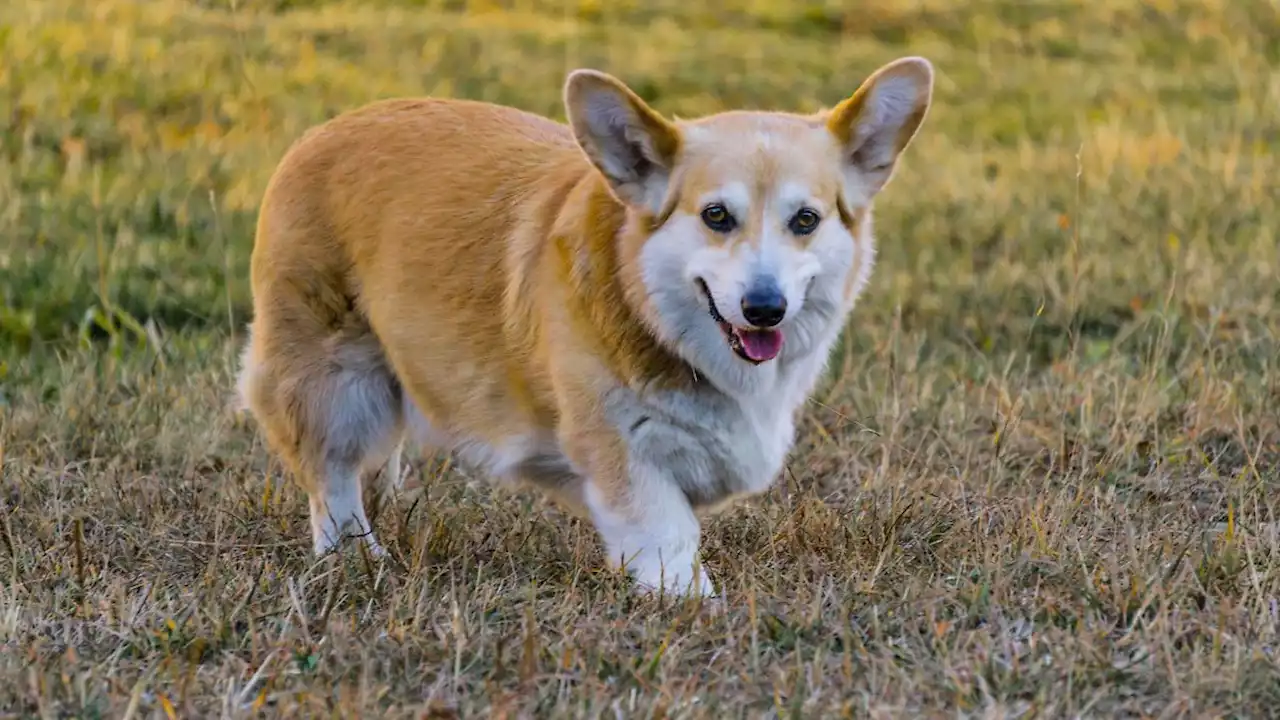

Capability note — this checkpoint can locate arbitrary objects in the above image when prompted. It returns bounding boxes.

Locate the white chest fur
[606,338,837,513]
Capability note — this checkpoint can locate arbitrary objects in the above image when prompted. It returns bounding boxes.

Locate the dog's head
[564,58,933,382]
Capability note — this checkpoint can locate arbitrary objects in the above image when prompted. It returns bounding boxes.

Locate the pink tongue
[737,328,784,362]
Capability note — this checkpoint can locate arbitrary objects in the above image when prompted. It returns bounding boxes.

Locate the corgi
[236,57,934,596]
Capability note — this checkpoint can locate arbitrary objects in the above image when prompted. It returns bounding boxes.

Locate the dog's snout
[741,282,787,328]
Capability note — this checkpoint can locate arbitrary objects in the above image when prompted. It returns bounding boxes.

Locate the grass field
[3,0,1280,716]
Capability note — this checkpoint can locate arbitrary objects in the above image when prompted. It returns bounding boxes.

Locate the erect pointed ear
[826,56,934,200]
[563,69,681,214]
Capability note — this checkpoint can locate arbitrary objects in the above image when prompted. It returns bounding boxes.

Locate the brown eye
[700,204,736,233]
[789,208,821,235]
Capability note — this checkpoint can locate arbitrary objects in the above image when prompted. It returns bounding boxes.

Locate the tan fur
[237,58,935,593]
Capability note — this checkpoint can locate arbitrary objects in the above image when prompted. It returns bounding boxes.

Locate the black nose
[741,286,787,328]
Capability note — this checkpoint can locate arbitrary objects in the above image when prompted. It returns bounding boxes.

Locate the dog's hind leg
[237,317,405,557]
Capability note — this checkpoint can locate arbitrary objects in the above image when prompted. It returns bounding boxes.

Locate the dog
[235,56,934,596]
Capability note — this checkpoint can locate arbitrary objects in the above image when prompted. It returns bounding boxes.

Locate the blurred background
[2,0,1276,364]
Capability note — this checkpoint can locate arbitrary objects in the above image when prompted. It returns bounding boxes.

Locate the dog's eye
[700,204,736,233]
[789,208,821,235]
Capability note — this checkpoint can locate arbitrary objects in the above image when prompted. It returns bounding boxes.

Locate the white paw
[362,538,388,558]
[629,556,716,598]
[312,531,386,559]
[311,515,383,559]
[313,535,340,558]
[309,484,379,558]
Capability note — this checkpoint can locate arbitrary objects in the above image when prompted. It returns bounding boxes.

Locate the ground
[2,0,1279,716]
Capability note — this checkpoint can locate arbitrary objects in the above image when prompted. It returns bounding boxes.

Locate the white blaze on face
[768,180,826,306]
[682,182,752,326]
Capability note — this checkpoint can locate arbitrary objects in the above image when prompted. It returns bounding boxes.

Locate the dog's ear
[564,70,680,214]
[825,56,934,199]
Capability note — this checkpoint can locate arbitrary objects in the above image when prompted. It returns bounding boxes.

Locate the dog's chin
[694,280,784,365]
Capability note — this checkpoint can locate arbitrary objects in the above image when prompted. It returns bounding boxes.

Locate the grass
[2,0,1279,715]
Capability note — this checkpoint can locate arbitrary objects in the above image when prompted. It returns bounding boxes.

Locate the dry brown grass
[2,0,1280,716]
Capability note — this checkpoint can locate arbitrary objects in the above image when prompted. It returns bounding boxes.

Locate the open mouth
[695,279,784,364]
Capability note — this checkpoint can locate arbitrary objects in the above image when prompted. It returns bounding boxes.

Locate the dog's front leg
[558,404,715,597]
[583,459,713,597]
